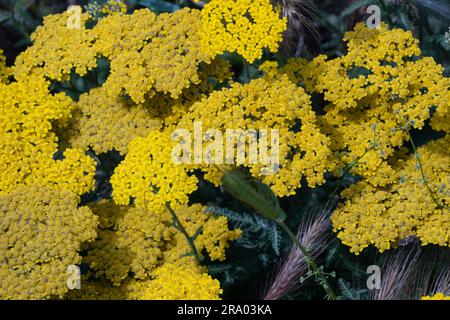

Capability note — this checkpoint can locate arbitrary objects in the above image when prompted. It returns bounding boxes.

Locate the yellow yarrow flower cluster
[66,202,238,299]
[200,0,287,63]
[58,58,232,155]
[63,87,161,155]
[13,8,214,103]
[332,136,450,254]
[0,185,98,299]
[141,57,233,127]
[83,201,172,285]
[139,264,222,300]
[100,8,213,102]
[111,130,199,212]
[13,11,96,81]
[86,0,127,20]
[67,265,222,300]
[0,76,95,196]
[421,293,450,300]
[430,77,450,133]
[164,204,241,263]
[177,76,331,197]
[262,24,449,186]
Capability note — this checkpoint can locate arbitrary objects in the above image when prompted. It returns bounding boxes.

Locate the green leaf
[128,0,180,13]
[96,58,110,85]
[207,264,233,275]
[340,0,374,18]
[0,14,10,26]
[221,168,286,221]
[398,11,411,30]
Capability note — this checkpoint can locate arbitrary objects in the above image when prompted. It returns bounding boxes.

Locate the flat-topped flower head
[0,185,98,299]
[200,0,287,63]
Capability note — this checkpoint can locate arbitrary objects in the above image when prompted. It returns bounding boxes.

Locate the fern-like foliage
[337,278,368,300]
[206,206,283,255]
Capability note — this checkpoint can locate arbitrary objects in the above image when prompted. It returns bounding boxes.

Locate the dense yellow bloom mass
[421,293,450,300]
[200,0,287,63]
[143,57,233,127]
[66,202,238,299]
[63,87,161,155]
[101,8,213,102]
[60,57,232,155]
[13,11,96,81]
[86,0,127,19]
[139,264,222,300]
[165,204,241,263]
[262,24,449,186]
[111,130,199,212]
[13,8,213,103]
[0,185,98,299]
[83,201,172,285]
[332,136,450,254]
[0,76,95,196]
[67,265,222,300]
[177,76,331,197]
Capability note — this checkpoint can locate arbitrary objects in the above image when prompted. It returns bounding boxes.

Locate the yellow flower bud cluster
[421,293,450,300]
[262,24,449,186]
[332,136,450,254]
[164,204,241,264]
[13,8,214,103]
[0,185,98,299]
[430,78,450,133]
[0,49,9,82]
[13,11,96,82]
[138,264,222,300]
[111,130,199,212]
[83,201,173,285]
[62,87,161,155]
[200,0,287,63]
[177,76,332,197]
[66,202,239,300]
[86,0,127,20]
[0,76,95,196]
[99,8,213,103]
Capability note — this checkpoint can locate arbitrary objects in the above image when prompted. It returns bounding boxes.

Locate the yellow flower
[421,293,450,300]
[264,23,449,185]
[111,129,198,212]
[67,202,239,299]
[200,0,287,63]
[0,76,95,196]
[97,8,213,102]
[139,264,222,300]
[332,136,450,254]
[164,204,241,263]
[62,87,161,155]
[13,11,97,81]
[177,76,331,196]
[0,185,98,299]
[84,201,172,285]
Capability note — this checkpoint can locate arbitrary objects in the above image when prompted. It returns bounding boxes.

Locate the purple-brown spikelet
[410,250,450,298]
[368,246,419,300]
[270,0,318,56]
[263,206,332,300]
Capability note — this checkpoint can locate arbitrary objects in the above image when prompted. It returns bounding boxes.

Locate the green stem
[329,147,374,200]
[275,218,337,300]
[405,130,442,209]
[165,203,203,265]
